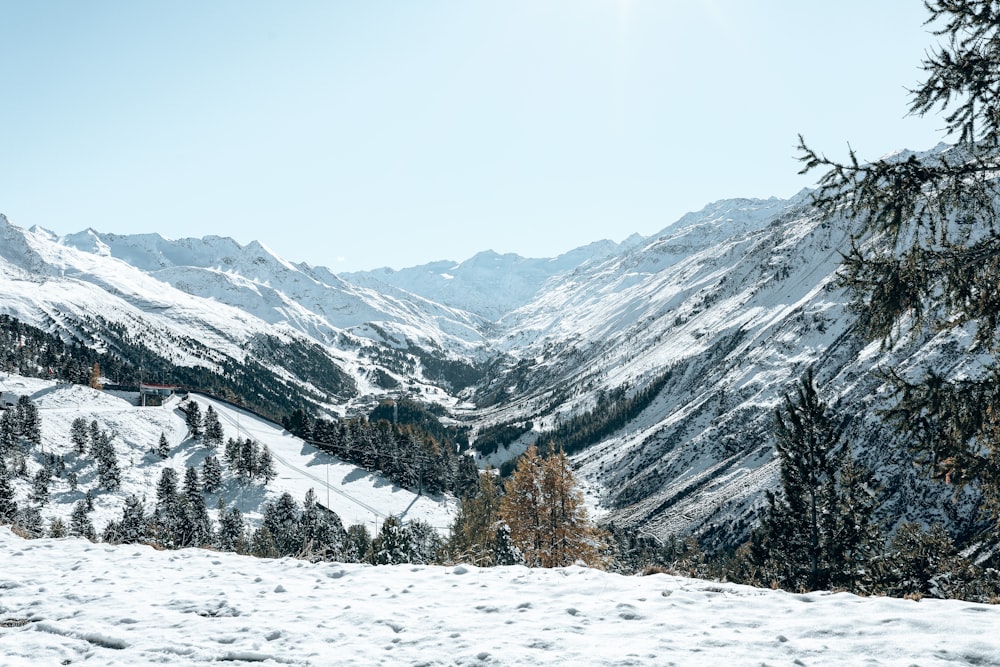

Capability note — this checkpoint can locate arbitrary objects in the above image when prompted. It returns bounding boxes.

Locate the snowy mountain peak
[239,239,298,272]
[62,228,113,257]
[26,223,58,241]
[660,195,801,238]
[59,229,245,272]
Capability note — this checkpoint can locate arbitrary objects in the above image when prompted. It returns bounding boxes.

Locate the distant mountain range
[0,159,982,546]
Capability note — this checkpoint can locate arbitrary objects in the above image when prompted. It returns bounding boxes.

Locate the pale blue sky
[1,1,947,272]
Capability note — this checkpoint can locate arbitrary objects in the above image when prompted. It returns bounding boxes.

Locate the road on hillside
[203,396,387,521]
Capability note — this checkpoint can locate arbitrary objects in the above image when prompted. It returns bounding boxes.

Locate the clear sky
[1,1,949,272]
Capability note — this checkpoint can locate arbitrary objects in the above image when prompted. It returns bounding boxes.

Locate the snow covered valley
[3,526,999,666]
[0,195,978,547]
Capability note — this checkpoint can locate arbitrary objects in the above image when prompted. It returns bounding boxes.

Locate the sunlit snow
[0,375,454,535]
[2,528,999,666]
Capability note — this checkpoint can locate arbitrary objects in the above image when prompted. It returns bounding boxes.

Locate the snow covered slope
[343,240,634,320]
[0,216,490,411]
[3,526,999,666]
[2,376,453,536]
[55,225,488,353]
[467,192,979,546]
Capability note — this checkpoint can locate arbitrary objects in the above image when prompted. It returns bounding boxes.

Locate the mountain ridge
[0,183,981,546]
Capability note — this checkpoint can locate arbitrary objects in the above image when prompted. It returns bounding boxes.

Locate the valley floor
[1,528,997,666]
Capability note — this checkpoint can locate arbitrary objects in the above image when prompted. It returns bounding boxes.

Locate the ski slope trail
[192,394,455,532]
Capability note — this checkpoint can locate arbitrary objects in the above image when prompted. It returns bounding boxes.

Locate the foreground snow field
[1,529,998,666]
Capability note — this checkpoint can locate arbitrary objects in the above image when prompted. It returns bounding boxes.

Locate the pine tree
[0,410,16,455]
[184,401,203,440]
[69,500,96,540]
[238,438,258,481]
[344,523,372,563]
[876,523,975,599]
[151,467,182,547]
[116,494,148,544]
[224,437,259,482]
[91,428,121,491]
[89,420,101,451]
[250,525,279,559]
[827,456,883,592]
[224,437,240,469]
[218,505,247,553]
[30,467,51,505]
[370,515,414,565]
[492,522,523,566]
[97,451,121,490]
[0,458,17,522]
[11,451,26,478]
[16,396,40,448]
[262,492,301,556]
[203,405,224,450]
[797,0,1000,528]
[749,369,881,592]
[16,505,43,538]
[156,432,170,459]
[452,453,481,499]
[152,493,186,549]
[70,417,89,454]
[408,519,444,565]
[202,455,223,493]
[156,467,179,504]
[768,368,842,590]
[300,488,345,561]
[299,487,323,557]
[256,446,277,484]
[48,516,67,538]
[448,471,504,566]
[183,465,202,499]
[180,466,212,546]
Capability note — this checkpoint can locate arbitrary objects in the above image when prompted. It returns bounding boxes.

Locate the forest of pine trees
[0,313,344,423]
[0,380,610,571]
[293,414,480,500]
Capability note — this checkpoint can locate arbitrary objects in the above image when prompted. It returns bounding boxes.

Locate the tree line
[0,313,343,424]
[1,386,609,570]
[286,411,480,501]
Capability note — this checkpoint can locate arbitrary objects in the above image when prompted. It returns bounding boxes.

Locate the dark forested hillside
[0,314,324,422]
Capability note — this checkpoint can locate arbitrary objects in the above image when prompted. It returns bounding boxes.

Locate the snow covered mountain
[0,215,492,414]
[460,191,978,545]
[0,179,980,547]
[342,239,637,321]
